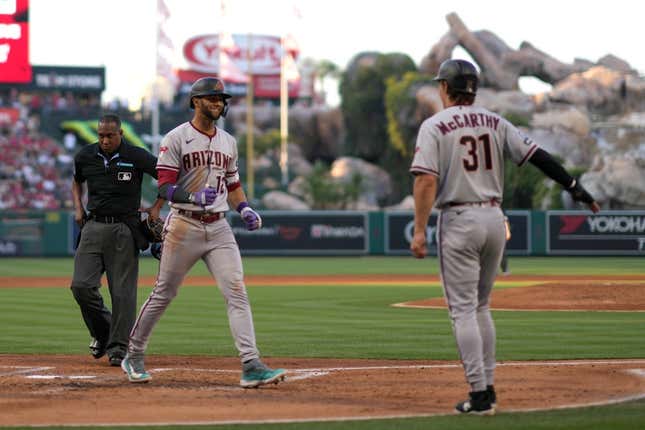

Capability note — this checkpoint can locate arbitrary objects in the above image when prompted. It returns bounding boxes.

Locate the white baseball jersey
[410,105,538,207]
[157,121,240,212]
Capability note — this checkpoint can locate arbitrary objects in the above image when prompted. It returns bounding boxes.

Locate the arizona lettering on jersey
[410,105,538,208]
[181,150,232,171]
[158,121,240,212]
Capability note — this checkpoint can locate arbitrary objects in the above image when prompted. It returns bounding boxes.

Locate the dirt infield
[1,274,645,425]
[398,280,645,312]
[2,355,645,426]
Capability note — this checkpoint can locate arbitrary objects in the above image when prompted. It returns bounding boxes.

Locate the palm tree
[314,59,341,104]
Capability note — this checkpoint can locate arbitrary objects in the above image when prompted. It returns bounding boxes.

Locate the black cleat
[89,338,107,359]
[108,352,125,367]
[455,390,495,415]
[487,385,497,408]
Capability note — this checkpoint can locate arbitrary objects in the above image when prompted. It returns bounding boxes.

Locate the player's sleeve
[225,138,241,192]
[156,132,181,176]
[409,121,440,176]
[139,148,159,179]
[73,151,85,183]
[503,119,539,166]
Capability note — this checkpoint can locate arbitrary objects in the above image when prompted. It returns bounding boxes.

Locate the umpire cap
[434,59,479,95]
[189,77,232,109]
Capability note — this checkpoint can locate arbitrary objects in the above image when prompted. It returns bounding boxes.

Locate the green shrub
[302,161,363,209]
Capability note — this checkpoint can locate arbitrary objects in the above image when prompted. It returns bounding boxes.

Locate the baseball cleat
[89,338,107,359]
[240,360,287,388]
[121,354,151,383]
[455,390,495,415]
[487,385,497,408]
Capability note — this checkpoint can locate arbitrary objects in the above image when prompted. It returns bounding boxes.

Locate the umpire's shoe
[121,353,151,383]
[455,390,495,415]
[240,359,287,388]
[89,338,107,359]
[108,352,125,367]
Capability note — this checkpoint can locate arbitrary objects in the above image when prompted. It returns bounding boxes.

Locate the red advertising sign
[0,0,31,83]
[183,34,298,76]
[0,107,20,124]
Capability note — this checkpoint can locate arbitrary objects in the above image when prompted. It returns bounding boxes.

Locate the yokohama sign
[0,0,31,83]
[547,211,645,255]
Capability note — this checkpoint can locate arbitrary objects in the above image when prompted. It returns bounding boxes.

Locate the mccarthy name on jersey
[435,112,500,135]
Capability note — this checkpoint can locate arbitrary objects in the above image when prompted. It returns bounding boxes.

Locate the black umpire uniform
[71,118,158,366]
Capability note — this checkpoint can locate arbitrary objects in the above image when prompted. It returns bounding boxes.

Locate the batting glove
[190,187,217,206]
[237,202,262,231]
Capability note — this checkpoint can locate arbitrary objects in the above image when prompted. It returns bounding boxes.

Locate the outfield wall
[1,210,644,257]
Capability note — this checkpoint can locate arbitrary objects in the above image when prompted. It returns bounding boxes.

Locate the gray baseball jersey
[157,122,241,213]
[410,105,538,207]
[128,121,261,364]
[410,104,538,393]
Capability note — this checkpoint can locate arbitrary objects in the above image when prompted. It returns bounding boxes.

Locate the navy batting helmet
[434,59,479,95]
[189,77,232,112]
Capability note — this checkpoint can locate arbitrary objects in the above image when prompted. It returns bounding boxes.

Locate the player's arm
[71,179,88,226]
[143,197,166,220]
[227,183,262,231]
[528,148,600,213]
[157,169,215,206]
[226,184,246,210]
[141,149,159,179]
[410,173,438,258]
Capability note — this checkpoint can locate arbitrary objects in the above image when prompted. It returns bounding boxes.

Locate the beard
[203,106,223,121]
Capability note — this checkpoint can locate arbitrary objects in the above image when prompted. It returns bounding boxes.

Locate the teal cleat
[240,360,287,388]
[121,354,151,383]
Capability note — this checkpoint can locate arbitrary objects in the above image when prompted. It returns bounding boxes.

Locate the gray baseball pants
[438,206,506,392]
[127,213,260,363]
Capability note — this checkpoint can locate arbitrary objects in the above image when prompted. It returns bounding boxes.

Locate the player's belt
[177,209,225,223]
[445,199,500,208]
[90,214,124,223]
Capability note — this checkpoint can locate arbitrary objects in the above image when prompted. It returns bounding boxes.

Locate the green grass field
[1,256,644,429]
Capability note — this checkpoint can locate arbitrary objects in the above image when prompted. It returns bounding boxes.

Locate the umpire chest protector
[73,141,157,216]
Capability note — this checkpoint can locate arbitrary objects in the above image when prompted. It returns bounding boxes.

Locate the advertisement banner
[385,210,530,255]
[547,211,645,255]
[0,0,31,83]
[229,211,369,255]
[505,211,531,255]
[0,106,19,124]
[0,212,42,256]
[30,65,105,91]
[385,211,440,256]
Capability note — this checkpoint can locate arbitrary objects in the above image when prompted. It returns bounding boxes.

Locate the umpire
[70,113,164,366]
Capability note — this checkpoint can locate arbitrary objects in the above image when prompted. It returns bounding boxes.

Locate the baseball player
[121,77,286,388]
[409,59,600,415]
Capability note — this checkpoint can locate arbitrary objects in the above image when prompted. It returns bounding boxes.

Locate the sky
[29,0,645,108]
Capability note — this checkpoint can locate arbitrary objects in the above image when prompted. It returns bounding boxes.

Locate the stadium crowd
[0,89,80,210]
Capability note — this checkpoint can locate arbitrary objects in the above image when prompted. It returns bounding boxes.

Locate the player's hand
[191,187,217,206]
[142,205,161,220]
[588,201,600,213]
[410,232,427,259]
[75,210,88,228]
[240,206,262,231]
[568,180,599,213]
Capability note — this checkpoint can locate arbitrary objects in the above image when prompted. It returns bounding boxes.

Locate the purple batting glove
[237,202,262,231]
[191,187,217,206]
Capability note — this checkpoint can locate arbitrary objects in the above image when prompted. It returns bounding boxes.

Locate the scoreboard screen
[0,0,31,83]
